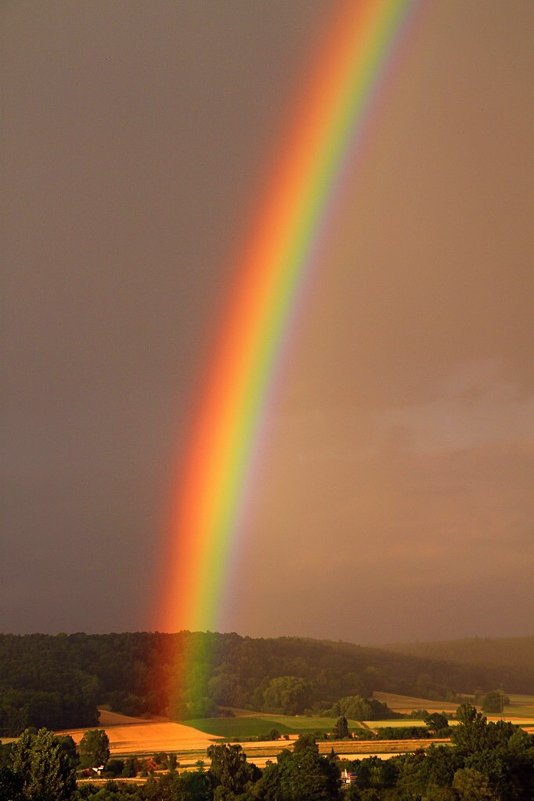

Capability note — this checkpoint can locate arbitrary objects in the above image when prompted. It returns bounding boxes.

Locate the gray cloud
[2,0,533,641]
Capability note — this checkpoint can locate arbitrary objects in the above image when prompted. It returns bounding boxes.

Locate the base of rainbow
[155,0,420,711]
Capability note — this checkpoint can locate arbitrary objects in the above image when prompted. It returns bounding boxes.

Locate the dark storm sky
[2,1,533,643]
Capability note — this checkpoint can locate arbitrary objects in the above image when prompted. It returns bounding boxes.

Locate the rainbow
[156,0,420,712]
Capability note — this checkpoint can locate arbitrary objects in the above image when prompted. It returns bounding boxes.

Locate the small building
[341,768,357,785]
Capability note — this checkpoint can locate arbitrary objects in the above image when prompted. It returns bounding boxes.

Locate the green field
[261,715,362,732]
[186,715,363,739]
[156,691,534,741]
[186,717,293,738]
[501,695,534,719]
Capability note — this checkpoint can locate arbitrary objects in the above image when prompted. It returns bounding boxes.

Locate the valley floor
[52,692,534,767]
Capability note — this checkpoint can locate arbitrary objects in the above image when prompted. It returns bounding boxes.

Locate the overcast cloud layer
[2,1,533,642]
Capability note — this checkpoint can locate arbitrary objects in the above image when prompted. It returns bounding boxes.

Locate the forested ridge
[1,632,533,735]
[382,637,534,679]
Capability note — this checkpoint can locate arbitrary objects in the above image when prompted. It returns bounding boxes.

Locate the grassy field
[502,694,534,719]
[373,691,534,731]
[376,691,534,721]
[186,714,363,738]
[9,692,534,761]
[185,717,293,738]
[374,692,460,714]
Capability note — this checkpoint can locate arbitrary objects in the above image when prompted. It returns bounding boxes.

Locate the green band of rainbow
[156,0,419,705]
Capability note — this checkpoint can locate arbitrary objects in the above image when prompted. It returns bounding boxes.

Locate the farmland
[58,719,220,758]
[373,691,460,714]
[374,691,534,730]
[501,693,534,719]
[185,714,364,738]
[56,712,441,769]
[49,692,534,768]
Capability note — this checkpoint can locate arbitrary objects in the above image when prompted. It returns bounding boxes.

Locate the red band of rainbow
[156,0,420,711]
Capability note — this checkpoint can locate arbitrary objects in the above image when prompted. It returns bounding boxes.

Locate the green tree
[333,695,395,722]
[56,735,79,771]
[122,756,137,777]
[78,728,110,769]
[424,713,449,734]
[104,758,124,777]
[263,746,340,801]
[10,727,76,801]
[262,677,312,715]
[452,704,490,753]
[481,690,509,714]
[333,716,349,739]
[256,760,284,801]
[396,746,461,799]
[420,744,462,788]
[421,790,457,801]
[0,766,23,801]
[153,751,168,767]
[207,743,259,800]
[0,742,14,769]
[465,734,534,801]
[293,733,319,754]
[453,767,497,800]
[178,770,213,801]
[351,757,398,790]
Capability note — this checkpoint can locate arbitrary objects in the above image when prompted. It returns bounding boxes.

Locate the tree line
[0,632,528,734]
[1,705,534,800]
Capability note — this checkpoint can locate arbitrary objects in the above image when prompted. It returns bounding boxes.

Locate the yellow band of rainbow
[156,0,420,707]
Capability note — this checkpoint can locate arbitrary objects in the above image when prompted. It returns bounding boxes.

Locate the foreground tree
[207,743,260,800]
[56,735,79,771]
[79,728,110,769]
[10,728,76,801]
[0,766,23,801]
[453,767,497,800]
[257,735,340,801]
[452,704,491,753]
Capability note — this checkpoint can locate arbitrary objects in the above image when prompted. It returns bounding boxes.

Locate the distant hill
[2,631,534,736]
[380,636,534,687]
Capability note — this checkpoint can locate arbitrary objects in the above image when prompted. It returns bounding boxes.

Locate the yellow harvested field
[219,738,451,767]
[374,692,460,714]
[319,738,449,756]
[52,699,534,762]
[374,692,534,730]
[58,721,221,755]
[97,709,165,726]
[487,717,534,726]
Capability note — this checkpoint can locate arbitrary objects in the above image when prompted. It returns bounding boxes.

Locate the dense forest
[1,706,534,800]
[1,632,533,735]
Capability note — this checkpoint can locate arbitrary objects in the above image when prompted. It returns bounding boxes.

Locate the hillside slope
[2,631,534,736]
[380,636,534,686]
